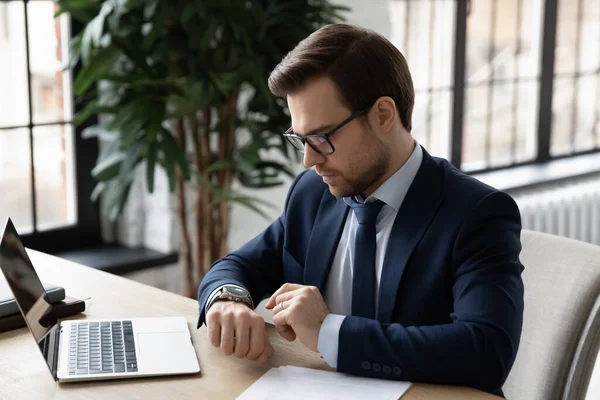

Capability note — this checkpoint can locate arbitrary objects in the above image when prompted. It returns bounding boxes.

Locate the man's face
[287,77,389,198]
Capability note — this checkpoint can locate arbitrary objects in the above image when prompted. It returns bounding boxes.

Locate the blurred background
[0,0,598,397]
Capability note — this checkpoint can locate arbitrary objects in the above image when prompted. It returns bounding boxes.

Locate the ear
[373,96,397,134]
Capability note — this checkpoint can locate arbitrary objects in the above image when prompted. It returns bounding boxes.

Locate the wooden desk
[0,250,501,400]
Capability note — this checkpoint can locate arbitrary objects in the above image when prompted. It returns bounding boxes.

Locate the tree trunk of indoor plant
[180,91,238,298]
[174,119,194,299]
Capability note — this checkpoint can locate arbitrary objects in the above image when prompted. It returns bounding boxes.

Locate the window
[0,0,101,253]
[390,0,456,159]
[551,0,600,156]
[389,0,600,173]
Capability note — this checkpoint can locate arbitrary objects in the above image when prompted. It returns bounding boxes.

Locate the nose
[303,143,325,168]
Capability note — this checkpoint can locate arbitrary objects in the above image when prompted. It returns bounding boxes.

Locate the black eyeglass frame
[283,107,371,155]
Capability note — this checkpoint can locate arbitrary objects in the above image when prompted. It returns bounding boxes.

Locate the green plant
[56,0,348,297]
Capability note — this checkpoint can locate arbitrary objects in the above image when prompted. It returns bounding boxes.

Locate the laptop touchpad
[137,332,196,372]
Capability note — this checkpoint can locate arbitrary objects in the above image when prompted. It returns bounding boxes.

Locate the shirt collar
[357,140,423,211]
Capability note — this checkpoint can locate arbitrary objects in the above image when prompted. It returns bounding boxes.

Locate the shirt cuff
[317,314,346,369]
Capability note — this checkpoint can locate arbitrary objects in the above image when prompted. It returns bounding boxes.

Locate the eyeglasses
[283,108,370,156]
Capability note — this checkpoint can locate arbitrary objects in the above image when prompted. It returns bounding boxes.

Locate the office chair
[503,230,600,400]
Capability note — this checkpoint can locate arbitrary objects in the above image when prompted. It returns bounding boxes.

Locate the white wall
[341,0,391,37]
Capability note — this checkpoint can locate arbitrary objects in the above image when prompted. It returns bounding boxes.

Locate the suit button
[361,361,371,371]
[393,366,402,375]
[383,365,391,374]
[372,363,381,373]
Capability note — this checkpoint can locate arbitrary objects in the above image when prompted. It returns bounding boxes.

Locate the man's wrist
[206,286,225,311]
[204,283,254,313]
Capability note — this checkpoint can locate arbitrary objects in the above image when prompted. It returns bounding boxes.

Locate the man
[197,24,524,397]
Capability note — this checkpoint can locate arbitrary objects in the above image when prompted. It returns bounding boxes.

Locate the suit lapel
[377,149,445,323]
[304,192,349,292]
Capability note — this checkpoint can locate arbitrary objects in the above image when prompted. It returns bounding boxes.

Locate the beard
[327,140,390,198]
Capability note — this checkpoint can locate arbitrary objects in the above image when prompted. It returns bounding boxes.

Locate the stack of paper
[237,365,412,400]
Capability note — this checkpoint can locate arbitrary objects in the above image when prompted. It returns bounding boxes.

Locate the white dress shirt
[318,141,423,368]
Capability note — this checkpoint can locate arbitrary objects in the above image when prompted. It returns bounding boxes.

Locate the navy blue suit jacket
[198,148,524,397]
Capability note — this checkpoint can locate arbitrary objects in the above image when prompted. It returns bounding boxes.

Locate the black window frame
[0,0,102,254]
[449,0,600,173]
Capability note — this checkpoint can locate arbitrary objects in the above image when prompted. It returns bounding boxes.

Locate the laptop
[0,217,200,382]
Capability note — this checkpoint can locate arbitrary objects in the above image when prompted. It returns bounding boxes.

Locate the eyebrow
[286,123,337,137]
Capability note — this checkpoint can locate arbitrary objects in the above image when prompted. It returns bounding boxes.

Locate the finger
[207,317,221,348]
[246,320,265,360]
[257,349,268,364]
[276,290,300,305]
[220,317,235,356]
[234,317,250,358]
[271,290,303,316]
[257,335,275,364]
[271,299,287,317]
[265,283,305,309]
[276,323,296,342]
[273,307,291,327]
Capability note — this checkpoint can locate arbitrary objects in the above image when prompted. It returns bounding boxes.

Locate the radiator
[510,176,600,246]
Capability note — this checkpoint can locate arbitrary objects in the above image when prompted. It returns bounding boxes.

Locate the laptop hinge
[49,324,61,380]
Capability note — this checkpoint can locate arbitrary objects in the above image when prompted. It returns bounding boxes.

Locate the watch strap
[205,284,252,314]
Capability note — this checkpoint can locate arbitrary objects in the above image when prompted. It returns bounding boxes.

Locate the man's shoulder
[285,169,331,209]
[425,156,520,233]
[432,155,507,205]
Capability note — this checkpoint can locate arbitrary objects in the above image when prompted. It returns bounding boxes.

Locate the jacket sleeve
[336,191,525,394]
[196,170,308,328]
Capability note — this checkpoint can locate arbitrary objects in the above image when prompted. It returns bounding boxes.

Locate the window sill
[472,152,600,192]
[56,245,178,275]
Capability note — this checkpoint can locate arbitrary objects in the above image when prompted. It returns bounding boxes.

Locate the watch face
[227,286,246,296]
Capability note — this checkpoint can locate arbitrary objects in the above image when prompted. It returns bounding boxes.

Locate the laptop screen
[0,218,59,377]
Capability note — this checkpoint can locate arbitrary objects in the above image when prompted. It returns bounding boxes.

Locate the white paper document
[237,366,412,400]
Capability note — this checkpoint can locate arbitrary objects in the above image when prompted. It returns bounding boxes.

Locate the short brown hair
[268,24,414,131]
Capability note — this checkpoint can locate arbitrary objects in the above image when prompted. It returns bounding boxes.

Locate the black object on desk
[0,296,86,333]
[1,280,66,318]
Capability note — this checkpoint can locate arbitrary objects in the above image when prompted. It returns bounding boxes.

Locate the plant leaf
[160,127,190,180]
[61,0,350,224]
[80,2,112,65]
[110,183,132,221]
[73,99,98,126]
[82,125,118,141]
[143,0,159,19]
[91,151,125,181]
[90,181,106,202]
[55,0,100,22]
[206,160,233,174]
[146,140,157,193]
[74,46,121,95]
[161,140,176,192]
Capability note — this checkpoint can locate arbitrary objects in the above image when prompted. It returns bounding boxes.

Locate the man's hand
[265,283,329,352]
[206,301,274,363]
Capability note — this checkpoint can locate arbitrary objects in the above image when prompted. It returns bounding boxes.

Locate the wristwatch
[206,284,253,313]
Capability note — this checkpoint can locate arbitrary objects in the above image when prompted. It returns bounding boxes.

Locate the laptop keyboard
[68,321,138,375]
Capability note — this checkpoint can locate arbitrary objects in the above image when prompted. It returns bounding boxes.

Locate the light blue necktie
[346,198,385,319]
